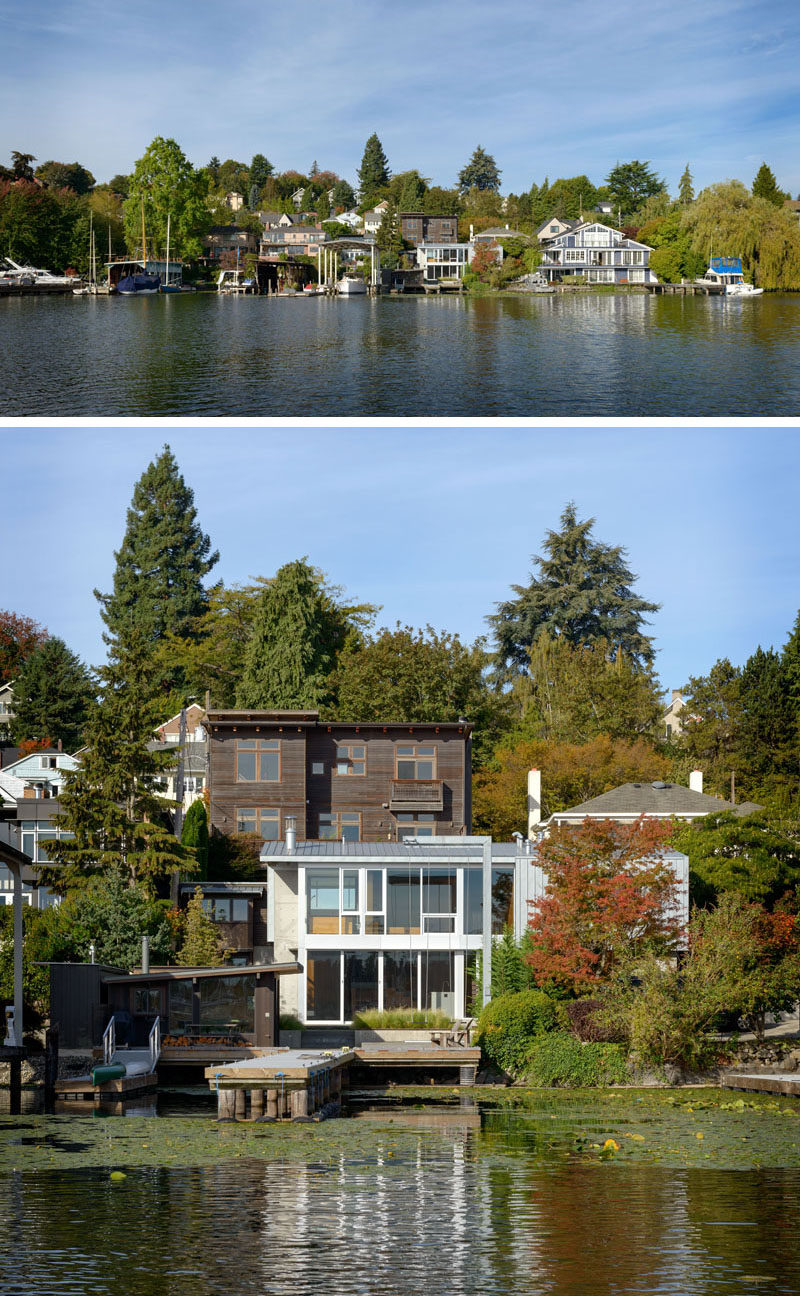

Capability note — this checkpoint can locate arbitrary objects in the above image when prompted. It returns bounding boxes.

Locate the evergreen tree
[678,658,743,797]
[736,646,797,795]
[38,632,192,894]
[11,636,95,750]
[678,164,694,205]
[752,162,788,207]
[176,887,225,966]
[605,160,664,218]
[490,503,659,680]
[357,133,390,207]
[782,609,800,712]
[331,179,356,211]
[181,798,209,879]
[457,146,501,194]
[249,153,273,191]
[95,445,218,699]
[236,559,370,709]
[36,867,173,968]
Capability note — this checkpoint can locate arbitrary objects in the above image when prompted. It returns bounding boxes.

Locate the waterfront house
[538,221,658,284]
[400,213,458,246]
[535,215,579,243]
[472,224,529,249]
[415,242,475,283]
[201,225,259,265]
[204,709,472,843]
[259,225,327,258]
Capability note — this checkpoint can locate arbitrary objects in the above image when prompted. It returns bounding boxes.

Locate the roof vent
[651,781,667,790]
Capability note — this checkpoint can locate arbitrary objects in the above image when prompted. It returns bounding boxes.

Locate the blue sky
[2,427,798,700]
[2,0,799,199]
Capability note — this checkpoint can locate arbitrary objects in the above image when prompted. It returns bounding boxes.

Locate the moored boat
[696,256,763,297]
[336,275,367,295]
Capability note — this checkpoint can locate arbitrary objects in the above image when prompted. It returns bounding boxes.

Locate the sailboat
[160,212,181,293]
[116,198,161,294]
[73,212,99,295]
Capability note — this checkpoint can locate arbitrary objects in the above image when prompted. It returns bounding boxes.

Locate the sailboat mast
[165,212,171,287]
[141,197,147,268]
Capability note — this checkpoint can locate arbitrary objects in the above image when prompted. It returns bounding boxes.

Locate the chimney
[527,768,542,837]
[469,223,474,241]
[689,770,703,794]
[285,815,297,852]
[141,934,150,975]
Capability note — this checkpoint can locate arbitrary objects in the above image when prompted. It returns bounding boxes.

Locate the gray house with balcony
[539,220,658,284]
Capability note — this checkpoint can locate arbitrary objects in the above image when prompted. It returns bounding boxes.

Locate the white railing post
[149,1015,161,1071]
[103,1015,116,1066]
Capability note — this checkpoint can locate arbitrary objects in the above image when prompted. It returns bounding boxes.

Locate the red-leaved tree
[0,610,48,684]
[527,816,683,994]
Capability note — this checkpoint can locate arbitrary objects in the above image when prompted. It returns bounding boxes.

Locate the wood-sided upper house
[538,220,658,285]
[204,710,473,844]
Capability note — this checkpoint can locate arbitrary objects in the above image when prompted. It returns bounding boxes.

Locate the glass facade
[198,975,253,1032]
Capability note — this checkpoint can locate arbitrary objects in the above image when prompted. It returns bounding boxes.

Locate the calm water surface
[2,1094,800,1295]
[2,291,800,417]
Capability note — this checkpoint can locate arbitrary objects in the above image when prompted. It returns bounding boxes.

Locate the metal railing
[102,1015,116,1066]
[149,1016,161,1071]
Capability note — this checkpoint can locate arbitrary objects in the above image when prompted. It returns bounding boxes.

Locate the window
[318,811,361,842]
[343,952,378,1019]
[365,869,384,934]
[202,896,249,923]
[396,812,435,840]
[387,868,421,934]
[235,807,280,839]
[384,951,417,1010]
[422,868,456,933]
[307,952,340,1020]
[133,987,162,1015]
[334,743,366,776]
[311,761,325,775]
[395,744,437,780]
[236,739,280,782]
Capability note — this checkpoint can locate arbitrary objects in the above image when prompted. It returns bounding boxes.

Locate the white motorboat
[2,257,82,288]
[697,256,763,297]
[336,275,367,295]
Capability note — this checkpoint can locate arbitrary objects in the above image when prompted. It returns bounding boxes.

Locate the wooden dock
[55,1070,159,1102]
[206,1048,354,1121]
[354,1042,481,1085]
[721,1071,800,1097]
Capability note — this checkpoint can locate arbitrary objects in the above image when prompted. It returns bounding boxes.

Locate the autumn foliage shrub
[566,998,626,1044]
[477,989,563,1075]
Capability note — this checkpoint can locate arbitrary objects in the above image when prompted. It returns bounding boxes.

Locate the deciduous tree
[672,809,800,909]
[0,610,48,684]
[472,735,669,839]
[123,137,211,259]
[35,161,95,194]
[526,816,681,994]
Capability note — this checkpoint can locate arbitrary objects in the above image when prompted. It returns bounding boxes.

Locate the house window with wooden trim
[236,739,280,782]
[236,807,280,839]
[202,896,249,923]
[395,744,436,779]
[334,743,366,776]
[395,812,435,840]
[318,811,361,842]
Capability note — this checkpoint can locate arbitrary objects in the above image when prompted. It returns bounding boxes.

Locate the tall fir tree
[782,609,800,713]
[457,146,501,194]
[490,503,659,680]
[38,631,192,894]
[357,133,390,207]
[11,636,95,750]
[236,560,361,709]
[678,164,694,205]
[752,162,787,207]
[95,445,218,702]
[736,646,797,797]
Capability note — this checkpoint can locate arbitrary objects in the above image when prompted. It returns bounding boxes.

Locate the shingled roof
[549,781,761,821]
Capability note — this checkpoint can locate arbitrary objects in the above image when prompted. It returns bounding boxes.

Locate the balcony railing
[389,780,444,811]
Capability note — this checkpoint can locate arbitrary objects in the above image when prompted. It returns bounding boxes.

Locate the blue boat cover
[710,256,742,273]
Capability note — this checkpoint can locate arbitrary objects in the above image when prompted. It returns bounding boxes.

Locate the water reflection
[2,293,799,416]
[1,1118,799,1295]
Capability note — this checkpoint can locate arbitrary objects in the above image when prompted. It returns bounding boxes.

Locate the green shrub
[353,1009,452,1030]
[525,1032,628,1087]
[279,1014,303,1031]
[477,989,564,1074]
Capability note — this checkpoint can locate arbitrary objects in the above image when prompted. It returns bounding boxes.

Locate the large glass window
[168,979,194,1034]
[492,866,514,934]
[343,952,378,1019]
[307,952,340,1021]
[307,869,340,934]
[236,807,280,839]
[395,745,437,779]
[198,975,253,1032]
[202,896,249,924]
[236,739,280,782]
[387,869,421,934]
[422,952,454,1014]
[422,868,456,933]
[366,869,384,934]
[383,952,418,1011]
[465,868,483,934]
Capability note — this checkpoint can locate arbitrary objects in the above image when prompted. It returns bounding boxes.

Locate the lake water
[2,1090,800,1295]
[2,291,799,418]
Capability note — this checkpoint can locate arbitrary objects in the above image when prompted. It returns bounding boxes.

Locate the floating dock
[721,1071,800,1097]
[354,1042,480,1085]
[55,1069,159,1103]
[206,1048,354,1120]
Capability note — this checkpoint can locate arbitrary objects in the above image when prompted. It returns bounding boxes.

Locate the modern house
[538,221,658,284]
[400,213,458,246]
[204,709,473,843]
[415,242,476,283]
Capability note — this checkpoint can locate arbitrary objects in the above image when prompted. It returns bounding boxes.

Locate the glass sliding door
[383,951,418,1011]
[306,952,341,1021]
[343,952,378,1019]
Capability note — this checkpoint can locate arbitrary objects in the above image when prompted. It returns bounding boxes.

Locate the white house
[538,220,658,285]
[363,201,389,236]
[415,242,475,283]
